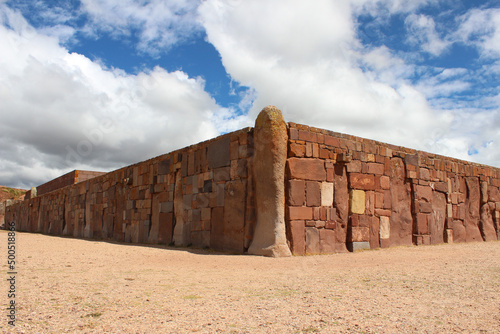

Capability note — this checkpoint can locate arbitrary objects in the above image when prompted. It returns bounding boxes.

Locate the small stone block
[380,216,390,239]
[349,241,370,252]
[321,182,334,207]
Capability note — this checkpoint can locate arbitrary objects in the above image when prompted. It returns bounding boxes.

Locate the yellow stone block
[349,189,365,214]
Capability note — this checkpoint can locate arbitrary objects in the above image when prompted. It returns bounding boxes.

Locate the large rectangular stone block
[349,173,375,190]
[288,206,313,220]
[288,180,305,206]
[208,136,231,169]
[321,182,334,207]
[306,181,321,207]
[287,158,326,181]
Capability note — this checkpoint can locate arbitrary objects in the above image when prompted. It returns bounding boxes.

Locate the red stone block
[288,220,305,255]
[350,214,359,227]
[305,227,320,254]
[415,185,433,202]
[306,181,321,207]
[350,226,370,242]
[287,158,326,181]
[349,173,375,190]
[324,135,340,147]
[367,163,385,175]
[288,206,313,220]
[375,208,391,217]
[375,192,384,209]
[319,229,336,254]
[289,143,305,157]
[417,213,428,234]
[288,180,305,206]
[299,130,317,142]
[325,221,336,229]
[289,127,299,140]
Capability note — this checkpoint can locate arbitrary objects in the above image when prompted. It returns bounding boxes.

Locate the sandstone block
[349,190,366,214]
[288,206,313,220]
[288,220,305,255]
[321,182,334,207]
[350,227,370,242]
[305,227,320,254]
[287,158,326,181]
[208,136,231,169]
[306,181,321,207]
[288,180,305,206]
[415,185,433,202]
[379,175,390,190]
[367,163,385,175]
[380,216,390,239]
[349,173,375,190]
[319,228,336,253]
[289,143,305,157]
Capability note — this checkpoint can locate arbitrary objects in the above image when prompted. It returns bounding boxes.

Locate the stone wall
[4,107,500,256]
[285,122,500,255]
[5,128,255,253]
[30,170,107,198]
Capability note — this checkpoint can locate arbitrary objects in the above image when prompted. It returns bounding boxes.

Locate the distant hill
[0,186,27,202]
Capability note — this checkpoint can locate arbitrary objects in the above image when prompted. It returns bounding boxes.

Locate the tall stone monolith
[247,106,292,257]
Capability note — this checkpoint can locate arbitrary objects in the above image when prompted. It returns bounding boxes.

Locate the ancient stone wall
[285,122,500,255]
[4,107,500,256]
[5,128,255,253]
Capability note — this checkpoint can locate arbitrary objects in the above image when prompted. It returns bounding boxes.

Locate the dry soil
[1,231,499,333]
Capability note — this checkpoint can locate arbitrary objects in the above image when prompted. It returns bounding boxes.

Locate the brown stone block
[380,175,390,189]
[415,185,433,202]
[488,186,500,202]
[210,206,225,250]
[319,229,336,254]
[350,227,370,242]
[230,140,239,160]
[367,163,385,175]
[313,207,321,220]
[288,220,305,255]
[287,158,326,181]
[419,202,432,213]
[375,192,384,209]
[434,182,448,193]
[324,135,340,147]
[375,208,391,217]
[305,227,320,254]
[305,220,315,227]
[417,213,428,234]
[299,130,317,142]
[288,180,305,206]
[208,136,231,169]
[420,168,431,180]
[349,173,375,190]
[305,142,313,157]
[350,214,359,227]
[288,206,313,220]
[289,143,305,157]
[289,127,299,140]
[325,221,336,229]
[346,160,362,173]
[319,147,330,159]
[306,181,321,207]
[365,191,375,215]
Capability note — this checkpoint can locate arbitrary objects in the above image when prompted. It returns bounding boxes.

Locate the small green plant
[2,187,26,198]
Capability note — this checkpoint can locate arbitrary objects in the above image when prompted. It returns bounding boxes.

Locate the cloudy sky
[1,0,499,189]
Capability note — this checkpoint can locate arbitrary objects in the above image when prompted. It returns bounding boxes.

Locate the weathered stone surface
[480,181,488,204]
[480,203,497,241]
[208,135,231,169]
[173,170,188,246]
[465,177,483,242]
[288,220,305,255]
[389,157,413,246]
[321,182,334,207]
[210,206,225,250]
[350,226,370,242]
[287,180,305,206]
[287,158,326,181]
[306,181,321,207]
[452,219,466,243]
[349,173,375,190]
[415,185,433,202]
[248,106,291,257]
[319,228,336,253]
[305,227,320,254]
[333,164,349,252]
[380,216,390,239]
[223,180,246,253]
[349,190,366,214]
[429,191,446,244]
[369,216,380,249]
[288,206,313,220]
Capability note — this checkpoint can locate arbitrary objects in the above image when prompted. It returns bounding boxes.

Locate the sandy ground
[0,231,499,334]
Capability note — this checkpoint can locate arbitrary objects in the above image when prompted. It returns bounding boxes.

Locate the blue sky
[0,0,499,188]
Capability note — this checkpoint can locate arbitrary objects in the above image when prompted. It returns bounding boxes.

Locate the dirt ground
[0,231,499,334]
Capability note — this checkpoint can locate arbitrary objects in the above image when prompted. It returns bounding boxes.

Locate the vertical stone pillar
[248,106,292,257]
